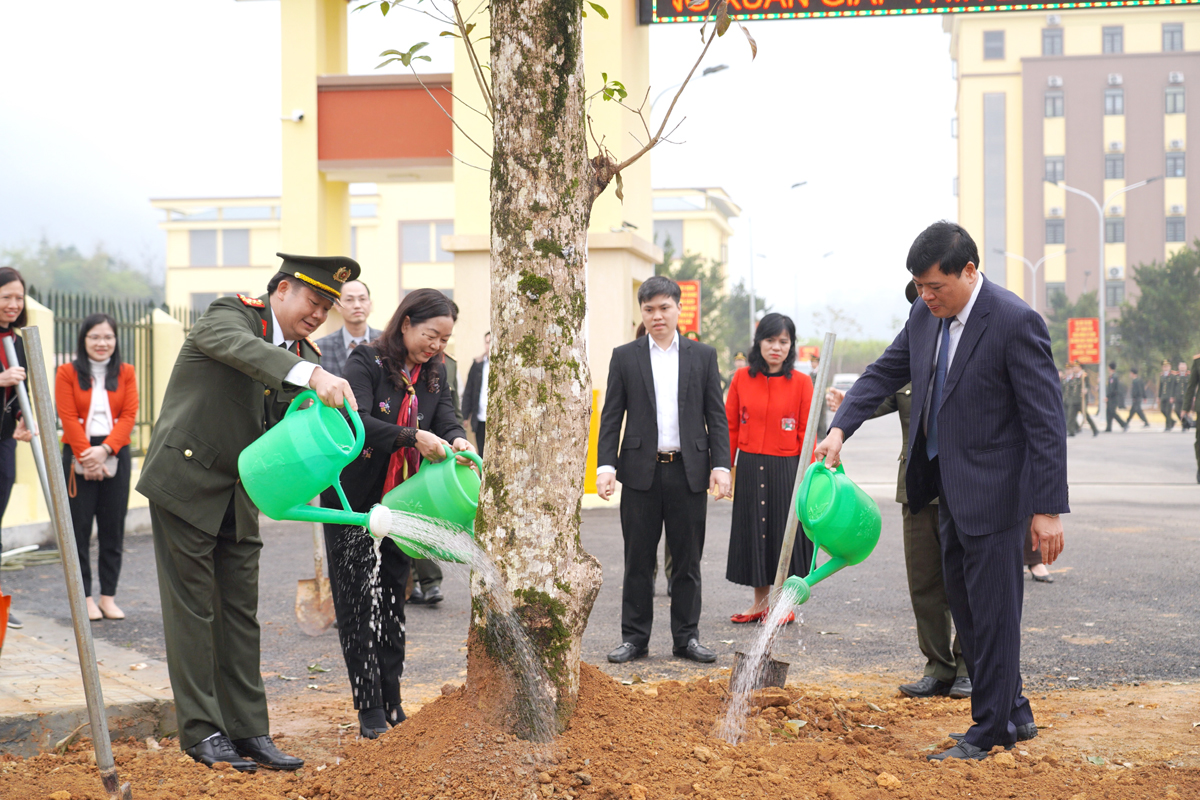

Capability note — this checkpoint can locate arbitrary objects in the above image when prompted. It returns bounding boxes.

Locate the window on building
[1105,153,1125,180]
[654,220,684,253]
[1167,152,1186,177]
[1045,156,1065,182]
[1045,91,1064,117]
[189,230,217,267]
[1046,218,1066,244]
[1104,88,1125,115]
[1103,26,1124,54]
[351,226,358,261]
[401,222,431,263]
[1167,216,1187,241]
[222,229,250,267]
[221,206,273,221]
[1046,282,1066,307]
[434,222,455,262]
[1043,27,1063,56]
[984,31,1005,60]
[1106,217,1125,243]
[1106,280,1126,306]
[1167,86,1186,114]
[1163,23,1184,52]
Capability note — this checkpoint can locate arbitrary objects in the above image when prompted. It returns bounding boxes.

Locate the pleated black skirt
[726,451,813,588]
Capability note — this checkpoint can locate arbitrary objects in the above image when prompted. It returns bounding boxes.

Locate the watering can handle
[284,390,366,458]
[442,443,484,475]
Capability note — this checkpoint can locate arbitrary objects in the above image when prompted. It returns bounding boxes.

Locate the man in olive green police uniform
[1159,361,1176,432]
[139,253,360,772]
[1180,354,1200,482]
[1062,365,1080,437]
[826,282,970,699]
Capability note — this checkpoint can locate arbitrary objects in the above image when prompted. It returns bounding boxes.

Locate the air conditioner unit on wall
[1170,139,1184,150]
[1049,206,1064,217]
[1109,141,1124,152]
[1047,75,1063,88]
[1109,205,1123,216]
[1171,204,1185,215]
[1170,72,1185,84]
[1108,74,1124,86]
[1047,13,1061,24]
[1109,265,1125,280]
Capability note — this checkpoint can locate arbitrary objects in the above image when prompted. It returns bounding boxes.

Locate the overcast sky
[0,1,956,339]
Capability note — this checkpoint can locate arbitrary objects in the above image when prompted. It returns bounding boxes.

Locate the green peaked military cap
[275,252,361,302]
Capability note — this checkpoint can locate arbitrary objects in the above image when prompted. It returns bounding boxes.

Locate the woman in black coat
[320,288,471,739]
[0,267,34,632]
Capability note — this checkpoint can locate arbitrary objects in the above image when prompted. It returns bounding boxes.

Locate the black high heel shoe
[1029,566,1054,583]
[359,708,389,739]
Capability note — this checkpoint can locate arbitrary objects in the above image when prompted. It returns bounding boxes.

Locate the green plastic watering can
[375,444,483,563]
[781,460,882,606]
[238,389,374,529]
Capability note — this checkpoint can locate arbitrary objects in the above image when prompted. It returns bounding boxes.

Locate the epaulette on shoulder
[237,293,265,308]
[305,337,322,356]
[1193,353,1200,361]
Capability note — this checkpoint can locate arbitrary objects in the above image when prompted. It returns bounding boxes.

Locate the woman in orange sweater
[725,313,813,623]
[56,313,139,622]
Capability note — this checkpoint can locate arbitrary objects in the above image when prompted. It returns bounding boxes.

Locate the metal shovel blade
[296,576,335,636]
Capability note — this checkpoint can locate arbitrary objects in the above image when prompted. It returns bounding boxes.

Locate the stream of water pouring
[372,509,559,747]
[715,587,803,745]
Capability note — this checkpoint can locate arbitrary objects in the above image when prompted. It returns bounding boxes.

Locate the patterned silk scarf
[382,364,422,495]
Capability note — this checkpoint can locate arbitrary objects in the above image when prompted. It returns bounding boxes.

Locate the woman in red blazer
[725,313,813,624]
[56,313,139,622]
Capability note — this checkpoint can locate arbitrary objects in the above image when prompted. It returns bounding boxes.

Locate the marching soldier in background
[1075,363,1099,437]
[138,253,359,772]
[1180,353,1200,482]
[1178,362,1193,432]
[1062,364,1080,437]
[1159,360,1176,432]
[1105,362,1128,432]
[1124,367,1149,428]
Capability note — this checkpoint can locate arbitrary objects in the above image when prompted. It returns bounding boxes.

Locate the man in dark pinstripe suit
[816,221,1068,762]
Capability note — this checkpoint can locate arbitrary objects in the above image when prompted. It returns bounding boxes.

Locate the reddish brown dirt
[1,665,1197,800]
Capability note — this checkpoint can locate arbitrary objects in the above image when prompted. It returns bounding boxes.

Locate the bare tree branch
[448,149,491,172]
[453,0,495,118]
[408,67,494,160]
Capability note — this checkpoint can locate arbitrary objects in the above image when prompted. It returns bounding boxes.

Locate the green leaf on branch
[376,42,431,69]
[588,2,610,18]
[381,1,391,15]
[465,22,476,35]
[739,23,758,60]
[440,30,461,37]
[716,4,731,36]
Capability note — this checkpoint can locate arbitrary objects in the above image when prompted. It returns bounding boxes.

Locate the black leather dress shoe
[948,676,973,699]
[186,734,257,772]
[422,586,444,604]
[231,735,304,771]
[359,708,389,739]
[898,676,951,698]
[672,639,717,663]
[607,642,649,663]
[928,741,993,761]
[950,722,1037,743]
[408,585,426,604]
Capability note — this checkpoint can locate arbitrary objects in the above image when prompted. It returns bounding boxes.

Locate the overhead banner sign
[650,0,1199,24]
[678,280,701,337]
[1067,317,1100,364]
[798,345,820,361]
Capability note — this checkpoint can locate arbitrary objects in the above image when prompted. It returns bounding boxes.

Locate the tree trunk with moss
[467,0,604,732]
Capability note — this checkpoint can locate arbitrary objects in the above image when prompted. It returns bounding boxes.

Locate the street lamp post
[1047,176,1159,421]
[994,248,1072,315]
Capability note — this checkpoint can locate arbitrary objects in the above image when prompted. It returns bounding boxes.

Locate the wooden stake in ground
[772,332,837,597]
[23,326,132,800]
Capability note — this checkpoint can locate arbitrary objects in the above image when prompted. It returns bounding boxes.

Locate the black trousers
[0,436,15,554]
[1162,398,1175,430]
[619,459,707,649]
[1125,400,1148,426]
[64,440,132,597]
[324,523,408,714]
[473,419,486,456]
[934,465,1033,750]
[150,498,267,750]
[1105,402,1126,431]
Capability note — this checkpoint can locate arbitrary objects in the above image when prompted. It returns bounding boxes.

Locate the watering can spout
[367,505,392,539]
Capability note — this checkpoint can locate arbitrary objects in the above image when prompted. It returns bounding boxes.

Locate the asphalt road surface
[4,411,1196,708]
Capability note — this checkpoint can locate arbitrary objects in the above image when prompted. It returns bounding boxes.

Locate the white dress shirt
[272,306,319,387]
[932,272,985,371]
[477,357,489,422]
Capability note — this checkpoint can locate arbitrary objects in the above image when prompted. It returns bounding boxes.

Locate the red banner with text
[678,280,701,338]
[1067,318,1100,364]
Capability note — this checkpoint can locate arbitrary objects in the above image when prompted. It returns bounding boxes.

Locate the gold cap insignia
[333,266,352,283]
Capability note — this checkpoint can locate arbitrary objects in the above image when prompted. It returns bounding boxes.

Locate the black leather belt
[656,451,682,463]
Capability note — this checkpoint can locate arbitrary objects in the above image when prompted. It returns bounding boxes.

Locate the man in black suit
[314,280,382,378]
[816,221,1068,761]
[461,332,491,456]
[597,276,731,664]
[1105,361,1128,432]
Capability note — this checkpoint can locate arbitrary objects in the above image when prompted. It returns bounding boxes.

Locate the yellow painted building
[652,187,740,283]
[947,8,1200,315]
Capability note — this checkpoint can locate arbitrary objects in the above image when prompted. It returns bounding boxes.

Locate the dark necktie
[925,317,955,461]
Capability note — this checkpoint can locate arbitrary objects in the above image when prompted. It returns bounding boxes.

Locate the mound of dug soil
[1,665,1197,800]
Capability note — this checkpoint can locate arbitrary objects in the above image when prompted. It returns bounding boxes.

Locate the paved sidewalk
[0,613,175,757]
